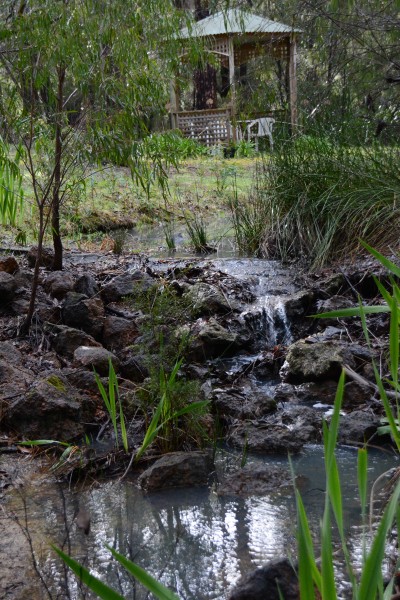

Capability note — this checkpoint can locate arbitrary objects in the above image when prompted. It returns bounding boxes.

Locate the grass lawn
[1,156,257,255]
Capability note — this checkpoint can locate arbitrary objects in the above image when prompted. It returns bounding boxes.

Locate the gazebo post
[289,32,298,132]
[169,79,179,129]
[228,36,237,142]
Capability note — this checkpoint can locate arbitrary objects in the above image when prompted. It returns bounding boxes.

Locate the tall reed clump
[243,136,400,266]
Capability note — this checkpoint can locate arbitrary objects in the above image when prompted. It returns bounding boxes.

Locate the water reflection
[3,446,398,599]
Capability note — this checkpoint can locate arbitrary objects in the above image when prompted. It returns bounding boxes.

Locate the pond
[2,445,397,599]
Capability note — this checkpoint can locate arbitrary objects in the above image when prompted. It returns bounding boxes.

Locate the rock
[230,406,319,454]
[227,558,298,600]
[0,256,19,274]
[0,272,16,306]
[120,355,149,383]
[73,346,119,375]
[74,274,99,297]
[44,272,75,299]
[100,271,154,303]
[4,376,96,440]
[182,318,243,359]
[14,269,33,290]
[138,451,214,491]
[27,246,54,268]
[45,324,102,358]
[281,340,354,384]
[212,386,276,421]
[62,292,105,338]
[338,409,380,444]
[102,316,139,350]
[218,464,292,497]
[284,289,315,317]
[184,282,231,316]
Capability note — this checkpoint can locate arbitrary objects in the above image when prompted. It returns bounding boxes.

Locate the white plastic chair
[246,117,275,151]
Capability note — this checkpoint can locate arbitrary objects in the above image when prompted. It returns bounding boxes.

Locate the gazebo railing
[174,108,233,146]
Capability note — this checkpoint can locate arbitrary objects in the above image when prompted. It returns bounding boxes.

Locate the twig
[344,364,399,400]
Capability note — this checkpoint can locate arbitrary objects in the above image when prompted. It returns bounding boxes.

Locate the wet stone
[138,451,214,491]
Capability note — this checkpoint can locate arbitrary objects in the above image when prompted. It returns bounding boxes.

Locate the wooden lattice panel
[210,37,229,56]
[176,109,232,146]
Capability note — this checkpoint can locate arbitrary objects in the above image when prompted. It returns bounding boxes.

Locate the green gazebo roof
[179,8,301,39]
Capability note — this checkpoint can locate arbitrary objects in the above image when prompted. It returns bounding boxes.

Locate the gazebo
[170,8,301,146]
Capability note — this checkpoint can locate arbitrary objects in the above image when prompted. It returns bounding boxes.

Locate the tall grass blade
[295,489,319,599]
[360,241,400,279]
[321,494,337,600]
[357,448,368,521]
[52,545,124,600]
[135,394,164,462]
[105,544,181,600]
[358,480,400,600]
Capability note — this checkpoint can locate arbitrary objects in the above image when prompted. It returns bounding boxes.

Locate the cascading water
[241,296,292,348]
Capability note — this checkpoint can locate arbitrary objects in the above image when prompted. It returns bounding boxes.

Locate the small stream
[1,255,398,599]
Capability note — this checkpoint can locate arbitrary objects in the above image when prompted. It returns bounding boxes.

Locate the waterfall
[241,296,292,348]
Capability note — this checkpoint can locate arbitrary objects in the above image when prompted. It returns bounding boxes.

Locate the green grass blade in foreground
[321,493,337,600]
[357,448,368,521]
[18,439,70,446]
[358,479,400,600]
[52,545,124,600]
[388,295,399,392]
[135,393,164,462]
[360,240,400,279]
[106,544,181,600]
[312,305,390,319]
[295,489,319,599]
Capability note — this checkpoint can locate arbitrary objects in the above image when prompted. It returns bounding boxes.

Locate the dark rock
[45,324,102,358]
[4,376,96,440]
[14,269,33,289]
[100,271,154,303]
[338,409,380,444]
[27,246,54,268]
[184,282,231,316]
[218,464,292,497]
[284,289,315,317]
[74,274,99,297]
[138,451,214,491]
[227,558,298,600]
[120,355,149,383]
[44,272,75,299]
[102,316,139,350]
[62,292,105,338]
[230,406,320,453]
[73,346,119,375]
[0,272,16,306]
[212,386,276,421]
[0,256,19,274]
[62,369,99,391]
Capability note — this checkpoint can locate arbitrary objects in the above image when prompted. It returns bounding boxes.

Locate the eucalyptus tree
[0,0,190,333]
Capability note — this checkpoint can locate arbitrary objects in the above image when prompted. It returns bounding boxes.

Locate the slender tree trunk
[51,66,65,271]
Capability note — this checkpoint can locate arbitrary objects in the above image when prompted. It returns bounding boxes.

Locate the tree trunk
[51,66,65,271]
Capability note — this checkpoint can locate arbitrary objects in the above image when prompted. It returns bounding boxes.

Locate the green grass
[0,155,254,253]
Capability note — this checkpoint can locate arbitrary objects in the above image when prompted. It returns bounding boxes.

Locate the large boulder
[227,558,298,600]
[138,451,214,491]
[73,346,119,375]
[62,292,105,339]
[100,271,154,303]
[184,282,231,316]
[338,410,380,444]
[4,376,96,440]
